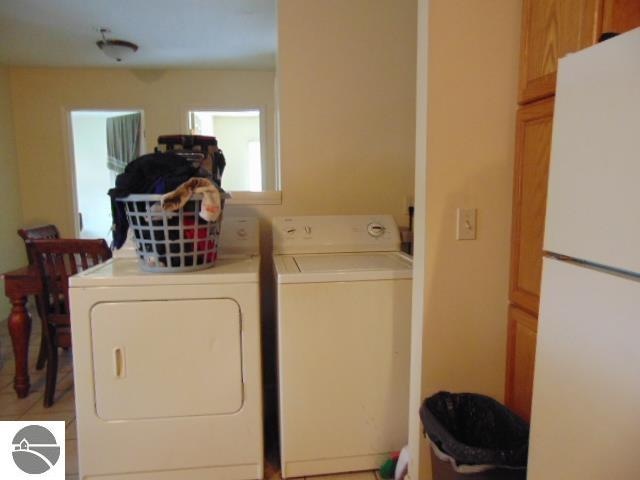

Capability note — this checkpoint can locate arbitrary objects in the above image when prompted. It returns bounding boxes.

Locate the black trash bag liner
[420,392,529,469]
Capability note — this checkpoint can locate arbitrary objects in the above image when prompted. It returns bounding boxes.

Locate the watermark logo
[12,425,60,474]
[1,421,65,478]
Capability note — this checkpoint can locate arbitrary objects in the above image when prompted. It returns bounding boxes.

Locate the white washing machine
[69,217,263,480]
[273,215,412,478]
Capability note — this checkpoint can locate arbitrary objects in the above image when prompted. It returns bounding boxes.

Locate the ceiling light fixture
[96,28,138,62]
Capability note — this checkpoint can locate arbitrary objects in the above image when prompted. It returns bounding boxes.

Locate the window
[189,109,272,194]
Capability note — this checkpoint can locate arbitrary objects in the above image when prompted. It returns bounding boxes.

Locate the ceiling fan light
[96,39,138,62]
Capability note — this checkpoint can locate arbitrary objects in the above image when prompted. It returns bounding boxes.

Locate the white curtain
[106,113,141,173]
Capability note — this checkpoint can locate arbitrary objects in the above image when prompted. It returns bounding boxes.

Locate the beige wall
[0,67,25,318]
[9,68,276,236]
[273,0,417,224]
[418,0,521,477]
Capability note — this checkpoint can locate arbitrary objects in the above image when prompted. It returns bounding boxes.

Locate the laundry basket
[118,193,221,272]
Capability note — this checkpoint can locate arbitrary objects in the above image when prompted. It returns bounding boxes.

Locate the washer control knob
[367,222,386,237]
[236,228,247,238]
[286,227,297,236]
[304,225,312,235]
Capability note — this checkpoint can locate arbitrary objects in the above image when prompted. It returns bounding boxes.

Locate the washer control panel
[367,222,386,238]
[272,215,401,254]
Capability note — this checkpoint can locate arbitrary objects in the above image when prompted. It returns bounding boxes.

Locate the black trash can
[420,392,529,480]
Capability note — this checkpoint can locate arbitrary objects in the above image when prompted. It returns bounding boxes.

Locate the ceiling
[0,0,277,69]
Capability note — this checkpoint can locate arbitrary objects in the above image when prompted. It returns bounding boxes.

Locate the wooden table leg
[7,295,31,398]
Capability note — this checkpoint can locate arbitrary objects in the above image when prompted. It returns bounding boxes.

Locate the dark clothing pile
[157,134,226,186]
[108,151,199,248]
[109,134,227,250]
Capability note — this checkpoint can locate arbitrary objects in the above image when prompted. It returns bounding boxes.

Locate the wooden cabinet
[518,0,640,104]
[509,98,554,316]
[602,0,640,34]
[505,306,538,422]
[519,0,600,104]
[506,0,640,420]
[505,99,553,421]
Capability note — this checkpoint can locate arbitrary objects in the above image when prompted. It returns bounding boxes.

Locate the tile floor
[0,315,77,479]
[0,315,381,480]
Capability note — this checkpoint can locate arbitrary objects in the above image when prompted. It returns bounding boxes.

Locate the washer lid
[274,252,412,283]
[295,253,410,273]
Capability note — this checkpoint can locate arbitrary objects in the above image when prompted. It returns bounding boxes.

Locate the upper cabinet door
[601,0,640,35]
[519,0,600,104]
[509,98,554,315]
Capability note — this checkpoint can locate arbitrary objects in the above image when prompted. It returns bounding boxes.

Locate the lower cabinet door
[90,298,243,420]
[509,98,554,315]
[505,305,538,421]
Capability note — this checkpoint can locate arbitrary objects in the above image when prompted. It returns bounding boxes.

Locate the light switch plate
[456,208,476,240]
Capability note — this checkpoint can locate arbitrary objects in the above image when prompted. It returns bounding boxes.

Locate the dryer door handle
[113,347,126,378]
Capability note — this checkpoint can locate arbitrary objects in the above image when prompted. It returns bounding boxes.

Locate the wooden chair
[17,225,61,370]
[28,238,112,407]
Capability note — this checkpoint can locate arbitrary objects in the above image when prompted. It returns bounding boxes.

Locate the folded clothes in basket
[161,178,222,223]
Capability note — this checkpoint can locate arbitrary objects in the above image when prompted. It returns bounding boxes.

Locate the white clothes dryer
[273,215,413,478]
[69,217,263,480]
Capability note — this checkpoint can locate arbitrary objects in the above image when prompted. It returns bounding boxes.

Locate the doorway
[69,110,143,241]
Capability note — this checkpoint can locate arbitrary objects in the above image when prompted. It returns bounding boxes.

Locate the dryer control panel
[218,217,260,256]
[272,215,401,254]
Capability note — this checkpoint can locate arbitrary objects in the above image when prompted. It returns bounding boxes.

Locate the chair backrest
[18,225,61,265]
[28,239,112,327]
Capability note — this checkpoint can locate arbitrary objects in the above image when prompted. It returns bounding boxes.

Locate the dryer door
[90,298,243,420]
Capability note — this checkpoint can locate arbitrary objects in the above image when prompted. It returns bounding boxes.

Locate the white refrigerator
[527,28,640,479]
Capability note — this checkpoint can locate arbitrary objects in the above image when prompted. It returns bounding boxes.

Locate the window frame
[183,105,281,205]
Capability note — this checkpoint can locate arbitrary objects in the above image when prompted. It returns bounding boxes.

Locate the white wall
[213,115,261,191]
